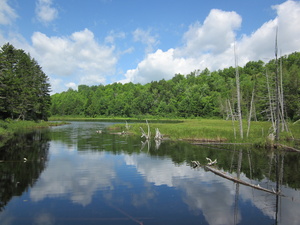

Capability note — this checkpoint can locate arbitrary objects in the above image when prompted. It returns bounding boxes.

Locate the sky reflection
[1,122,300,225]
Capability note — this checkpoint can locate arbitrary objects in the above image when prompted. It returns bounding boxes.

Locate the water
[0,121,300,225]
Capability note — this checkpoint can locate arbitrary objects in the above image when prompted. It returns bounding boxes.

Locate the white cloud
[121,1,300,84]
[65,82,77,90]
[120,49,200,84]
[133,28,159,54]
[30,28,117,93]
[35,0,58,24]
[105,30,126,44]
[0,0,18,25]
[179,9,241,56]
[237,0,300,65]
[121,8,242,84]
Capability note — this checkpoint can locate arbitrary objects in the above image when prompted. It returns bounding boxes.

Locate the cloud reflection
[124,153,300,225]
[30,142,116,206]
[28,140,300,225]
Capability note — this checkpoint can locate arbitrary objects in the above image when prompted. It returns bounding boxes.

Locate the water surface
[0,121,300,225]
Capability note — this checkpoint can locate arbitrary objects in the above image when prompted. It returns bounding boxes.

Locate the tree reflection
[0,130,50,211]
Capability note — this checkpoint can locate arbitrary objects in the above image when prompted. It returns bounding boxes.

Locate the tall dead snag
[275,27,280,141]
[227,99,237,139]
[246,86,255,138]
[234,42,243,139]
[266,69,276,132]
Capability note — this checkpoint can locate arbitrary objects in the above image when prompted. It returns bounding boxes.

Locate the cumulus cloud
[30,28,117,93]
[121,1,300,84]
[0,0,18,25]
[35,0,58,24]
[120,49,200,83]
[179,9,241,56]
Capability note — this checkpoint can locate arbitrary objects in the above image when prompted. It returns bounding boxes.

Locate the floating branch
[191,159,281,195]
[205,166,281,195]
[274,144,300,152]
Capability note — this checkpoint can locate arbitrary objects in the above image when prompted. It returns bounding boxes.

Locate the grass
[111,118,300,147]
[7,116,299,148]
[0,119,68,141]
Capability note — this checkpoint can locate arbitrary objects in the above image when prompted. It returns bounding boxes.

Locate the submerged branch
[191,159,281,195]
[205,166,281,195]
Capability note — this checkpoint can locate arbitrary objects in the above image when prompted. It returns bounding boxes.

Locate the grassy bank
[50,116,300,147]
[0,120,67,141]
[111,119,300,146]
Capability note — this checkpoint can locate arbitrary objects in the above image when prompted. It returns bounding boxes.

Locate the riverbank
[0,120,68,142]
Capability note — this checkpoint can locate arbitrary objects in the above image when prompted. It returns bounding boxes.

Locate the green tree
[0,43,51,120]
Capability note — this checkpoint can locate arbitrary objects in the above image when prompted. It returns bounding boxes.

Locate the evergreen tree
[0,43,51,120]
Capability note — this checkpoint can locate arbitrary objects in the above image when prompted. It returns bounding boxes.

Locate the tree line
[0,43,51,121]
[50,51,300,122]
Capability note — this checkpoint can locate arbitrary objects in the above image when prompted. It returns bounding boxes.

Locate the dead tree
[140,120,150,140]
[275,27,280,141]
[154,128,163,140]
[234,42,243,139]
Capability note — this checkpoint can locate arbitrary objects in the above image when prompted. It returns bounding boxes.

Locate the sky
[0,0,300,94]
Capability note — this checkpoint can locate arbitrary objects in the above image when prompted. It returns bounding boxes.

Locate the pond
[0,121,300,225]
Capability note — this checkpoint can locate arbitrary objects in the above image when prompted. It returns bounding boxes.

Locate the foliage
[0,43,51,121]
[50,52,300,123]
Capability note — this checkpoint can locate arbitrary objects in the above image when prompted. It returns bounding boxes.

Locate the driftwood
[275,144,300,152]
[191,159,281,195]
[205,166,281,195]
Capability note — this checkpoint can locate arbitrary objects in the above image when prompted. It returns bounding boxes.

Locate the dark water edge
[0,121,300,225]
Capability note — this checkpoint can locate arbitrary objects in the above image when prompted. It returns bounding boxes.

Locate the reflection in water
[0,121,300,225]
[0,129,50,212]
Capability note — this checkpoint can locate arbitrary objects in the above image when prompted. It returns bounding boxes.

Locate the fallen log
[205,166,281,195]
[275,144,300,152]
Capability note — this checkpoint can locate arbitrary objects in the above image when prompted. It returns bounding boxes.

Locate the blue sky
[1,0,299,94]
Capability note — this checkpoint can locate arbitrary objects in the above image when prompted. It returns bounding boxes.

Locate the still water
[0,121,300,225]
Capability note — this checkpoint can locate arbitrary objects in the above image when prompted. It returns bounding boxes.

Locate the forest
[0,43,51,121]
[51,51,300,122]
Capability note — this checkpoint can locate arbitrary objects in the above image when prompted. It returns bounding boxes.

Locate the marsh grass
[112,119,300,146]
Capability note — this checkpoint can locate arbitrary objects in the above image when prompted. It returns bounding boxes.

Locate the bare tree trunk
[266,70,275,131]
[228,99,236,139]
[279,55,284,132]
[140,120,151,140]
[234,43,243,139]
[247,86,255,137]
[275,27,280,141]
